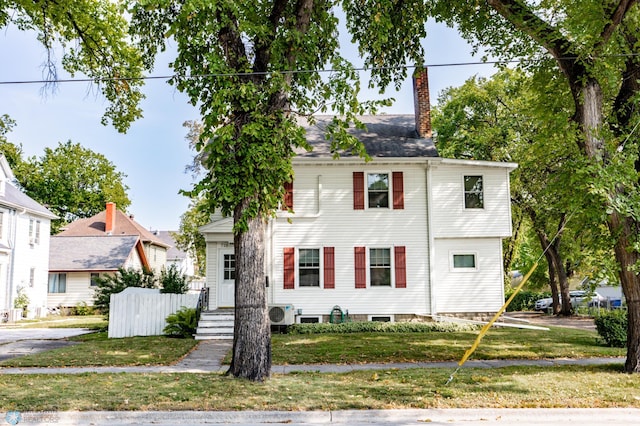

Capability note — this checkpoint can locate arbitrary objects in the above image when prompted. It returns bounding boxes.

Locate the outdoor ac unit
[268,304,295,325]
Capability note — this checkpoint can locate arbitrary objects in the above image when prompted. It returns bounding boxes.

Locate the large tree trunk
[228,198,271,381]
[608,211,640,373]
[579,79,640,373]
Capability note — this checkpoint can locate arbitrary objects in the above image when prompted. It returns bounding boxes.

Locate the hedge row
[287,321,479,335]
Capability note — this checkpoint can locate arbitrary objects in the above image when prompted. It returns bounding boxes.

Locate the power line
[1,53,639,86]
[0,61,502,86]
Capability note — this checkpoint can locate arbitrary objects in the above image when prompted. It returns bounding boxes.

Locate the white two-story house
[200,69,517,322]
[0,155,57,319]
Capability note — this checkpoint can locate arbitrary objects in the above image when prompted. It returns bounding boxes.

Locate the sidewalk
[0,339,625,375]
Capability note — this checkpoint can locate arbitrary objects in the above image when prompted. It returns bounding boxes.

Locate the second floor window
[368,173,389,208]
[29,218,41,244]
[464,175,484,209]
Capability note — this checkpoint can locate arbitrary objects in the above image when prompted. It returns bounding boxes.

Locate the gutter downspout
[426,162,438,318]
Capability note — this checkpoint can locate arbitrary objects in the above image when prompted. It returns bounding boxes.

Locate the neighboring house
[47,235,150,309]
[200,69,517,322]
[0,154,57,319]
[57,202,169,274]
[154,231,196,277]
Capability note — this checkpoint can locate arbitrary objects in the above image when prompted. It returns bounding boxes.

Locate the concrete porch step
[195,309,234,340]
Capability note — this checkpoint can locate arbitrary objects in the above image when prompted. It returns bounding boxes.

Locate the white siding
[269,162,431,316]
[12,214,52,317]
[433,238,505,313]
[47,272,98,308]
[430,164,513,238]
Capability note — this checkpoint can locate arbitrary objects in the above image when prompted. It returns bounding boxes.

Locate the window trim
[48,273,67,293]
[366,172,391,209]
[297,247,323,288]
[90,273,101,287]
[450,252,479,272]
[368,246,394,288]
[463,175,485,210]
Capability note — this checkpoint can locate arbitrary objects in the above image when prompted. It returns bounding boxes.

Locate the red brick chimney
[413,67,432,138]
[105,202,116,234]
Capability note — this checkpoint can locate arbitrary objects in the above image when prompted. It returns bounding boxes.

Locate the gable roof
[0,155,57,219]
[49,235,149,271]
[1,183,58,219]
[154,231,188,262]
[57,208,169,248]
[296,115,438,158]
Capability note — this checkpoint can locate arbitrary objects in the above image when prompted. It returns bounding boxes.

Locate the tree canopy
[4,140,130,233]
[130,0,386,381]
[345,0,640,372]
[2,0,146,132]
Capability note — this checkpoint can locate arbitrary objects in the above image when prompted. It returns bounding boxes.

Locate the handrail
[196,287,209,320]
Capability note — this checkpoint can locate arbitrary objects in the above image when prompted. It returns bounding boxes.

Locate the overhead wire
[1,53,640,86]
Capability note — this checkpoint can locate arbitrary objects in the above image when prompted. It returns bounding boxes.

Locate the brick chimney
[105,202,116,234]
[413,67,432,138]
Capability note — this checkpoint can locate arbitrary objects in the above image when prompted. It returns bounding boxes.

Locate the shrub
[594,309,627,348]
[72,301,94,316]
[14,286,29,317]
[93,267,157,317]
[287,321,478,335]
[159,264,190,294]
[505,289,550,311]
[164,307,198,338]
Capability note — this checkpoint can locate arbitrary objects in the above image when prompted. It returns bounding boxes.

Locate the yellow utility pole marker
[446,262,539,385]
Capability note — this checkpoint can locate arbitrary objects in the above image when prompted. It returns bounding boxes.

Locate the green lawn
[0,325,635,411]
[0,325,625,369]
[0,364,638,411]
[272,326,625,364]
[0,332,198,368]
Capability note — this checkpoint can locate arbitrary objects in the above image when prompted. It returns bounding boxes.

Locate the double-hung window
[368,173,389,208]
[48,273,67,293]
[464,175,484,209]
[29,218,41,244]
[354,246,407,288]
[298,248,320,287]
[353,172,404,210]
[284,247,335,289]
[369,248,392,286]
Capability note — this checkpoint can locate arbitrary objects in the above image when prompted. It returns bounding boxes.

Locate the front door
[218,249,235,307]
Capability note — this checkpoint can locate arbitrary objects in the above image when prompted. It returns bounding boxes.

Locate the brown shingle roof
[58,208,169,248]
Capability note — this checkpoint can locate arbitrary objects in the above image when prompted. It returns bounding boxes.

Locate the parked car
[534,290,606,311]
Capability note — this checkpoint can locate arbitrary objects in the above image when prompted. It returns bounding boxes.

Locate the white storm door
[218,249,235,307]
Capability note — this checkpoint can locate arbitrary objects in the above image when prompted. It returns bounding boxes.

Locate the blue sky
[0,18,496,231]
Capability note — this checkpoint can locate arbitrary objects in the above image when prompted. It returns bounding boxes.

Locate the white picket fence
[108,287,199,338]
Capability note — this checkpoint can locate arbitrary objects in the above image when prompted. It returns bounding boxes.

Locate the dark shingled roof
[296,115,438,158]
[49,235,141,271]
[155,231,188,262]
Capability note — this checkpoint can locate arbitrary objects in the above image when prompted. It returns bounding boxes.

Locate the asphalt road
[0,328,92,361]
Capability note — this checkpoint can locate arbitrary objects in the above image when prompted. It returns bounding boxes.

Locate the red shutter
[324,247,335,289]
[353,172,365,210]
[284,247,295,289]
[354,246,366,288]
[392,172,404,210]
[283,181,293,210]
[394,246,407,288]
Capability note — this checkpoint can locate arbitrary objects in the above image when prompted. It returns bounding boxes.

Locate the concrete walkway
[0,338,625,375]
